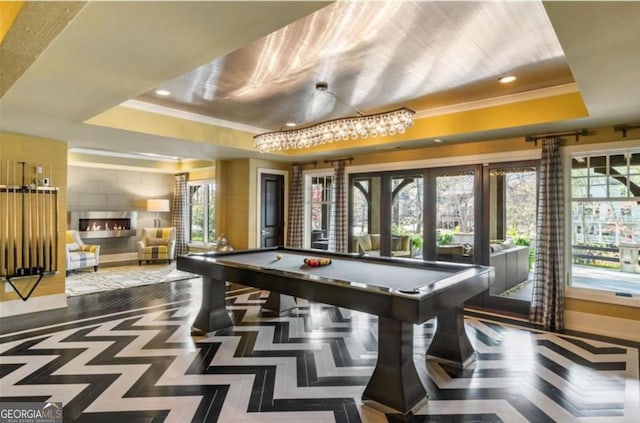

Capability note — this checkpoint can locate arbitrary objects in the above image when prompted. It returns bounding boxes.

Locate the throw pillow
[147,236,169,246]
[490,244,502,252]
[501,239,515,249]
[369,234,380,250]
[359,235,372,251]
[400,235,410,251]
[67,242,80,252]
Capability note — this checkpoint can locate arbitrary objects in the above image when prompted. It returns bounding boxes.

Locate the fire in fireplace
[79,218,131,232]
[69,211,137,239]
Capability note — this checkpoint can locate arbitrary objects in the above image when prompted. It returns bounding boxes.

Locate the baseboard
[566,310,640,342]
[468,308,640,344]
[100,252,138,263]
[188,243,217,253]
[0,293,67,318]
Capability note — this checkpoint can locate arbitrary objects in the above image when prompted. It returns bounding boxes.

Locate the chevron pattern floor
[0,278,638,422]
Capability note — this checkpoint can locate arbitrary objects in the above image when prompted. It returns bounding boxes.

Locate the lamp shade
[147,199,170,212]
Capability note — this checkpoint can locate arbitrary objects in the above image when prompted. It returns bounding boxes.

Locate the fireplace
[79,217,131,232]
[69,211,137,239]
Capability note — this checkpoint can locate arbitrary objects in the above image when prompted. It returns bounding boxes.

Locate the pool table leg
[261,292,297,315]
[362,317,427,415]
[191,276,233,335]
[426,306,476,368]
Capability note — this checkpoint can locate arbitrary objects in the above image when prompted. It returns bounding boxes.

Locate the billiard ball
[276,254,283,260]
[304,257,331,267]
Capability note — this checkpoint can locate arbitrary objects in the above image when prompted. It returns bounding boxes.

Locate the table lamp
[147,199,170,227]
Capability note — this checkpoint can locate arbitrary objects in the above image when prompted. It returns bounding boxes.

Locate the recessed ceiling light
[433,138,443,143]
[285,122,296,127]
[155,89,171,96]
[498,75,517,84]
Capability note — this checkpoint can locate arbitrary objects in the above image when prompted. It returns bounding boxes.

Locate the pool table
[177,247,492,415]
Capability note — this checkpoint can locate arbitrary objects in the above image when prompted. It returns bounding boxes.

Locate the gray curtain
[530,138,564,331]
[286,164,304,248]
[172,173,188,256]
[329,161,348,253]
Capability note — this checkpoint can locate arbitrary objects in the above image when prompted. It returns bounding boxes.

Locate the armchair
[65,230,100,275]
[137,227,176,265]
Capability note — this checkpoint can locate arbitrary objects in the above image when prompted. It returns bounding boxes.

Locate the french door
[348,161,537,317]
[480,162,538,314]
[349,170,424,258]
[426,166,480,265]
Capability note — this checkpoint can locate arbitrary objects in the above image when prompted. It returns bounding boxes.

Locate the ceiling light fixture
[155,89,171,96]
[498,75,517,84]
[253,82,415,153]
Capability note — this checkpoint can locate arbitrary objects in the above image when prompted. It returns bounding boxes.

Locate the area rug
[66,263,199,296]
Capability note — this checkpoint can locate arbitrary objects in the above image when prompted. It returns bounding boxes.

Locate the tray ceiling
[1,1,639,162]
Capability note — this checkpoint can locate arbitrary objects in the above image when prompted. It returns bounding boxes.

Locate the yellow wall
[0,132,67,305]
[565,298,639,320]
[352,136,537,168]
[216,159,250,249]
[213,158,290,250]
[189,167,215,182]
[310,125,631,171]
[87,106,256,152]
[0,1,24,44]
[278,92,588,157]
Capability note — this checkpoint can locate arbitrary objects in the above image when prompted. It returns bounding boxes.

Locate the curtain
[329,161,348,253]
[530,138,564,331]
[172,173,188,256]
[286,165,304,248]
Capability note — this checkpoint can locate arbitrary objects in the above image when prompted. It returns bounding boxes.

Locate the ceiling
[1,1,639,164]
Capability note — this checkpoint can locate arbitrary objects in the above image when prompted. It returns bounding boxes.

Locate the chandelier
[253,82,415,153]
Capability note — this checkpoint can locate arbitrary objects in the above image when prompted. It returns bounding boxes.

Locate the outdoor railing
[572,244,619,264]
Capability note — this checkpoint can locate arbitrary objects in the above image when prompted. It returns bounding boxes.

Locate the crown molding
[121,100,268,134]
[415,83,579,119]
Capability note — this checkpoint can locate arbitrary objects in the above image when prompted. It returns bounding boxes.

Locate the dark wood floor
[1,277,639,422]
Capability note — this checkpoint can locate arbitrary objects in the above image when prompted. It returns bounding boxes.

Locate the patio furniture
[352,233,411,257]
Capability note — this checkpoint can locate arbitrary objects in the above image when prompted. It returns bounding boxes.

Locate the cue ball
[276,254,283,260]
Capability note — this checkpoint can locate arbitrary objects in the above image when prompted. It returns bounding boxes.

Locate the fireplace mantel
[69,211,137,239]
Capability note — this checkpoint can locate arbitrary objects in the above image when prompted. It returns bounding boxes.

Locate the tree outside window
[309,176,332,235]
[571,152,640,295]
[189,181,215,243]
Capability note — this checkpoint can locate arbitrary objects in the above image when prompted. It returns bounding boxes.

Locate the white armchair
[65,230,100,275]
[137,227,176,265]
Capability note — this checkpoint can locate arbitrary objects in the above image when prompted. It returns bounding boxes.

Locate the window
[435,170,475,263]
[488,165,538,298]
[570,151,640,295]
[348,159,532,315]
[391,174,423,259]
[188,181,215,243]
[306,174,332,250]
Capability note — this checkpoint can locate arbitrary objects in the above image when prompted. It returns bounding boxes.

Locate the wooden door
[260,173,284,248]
